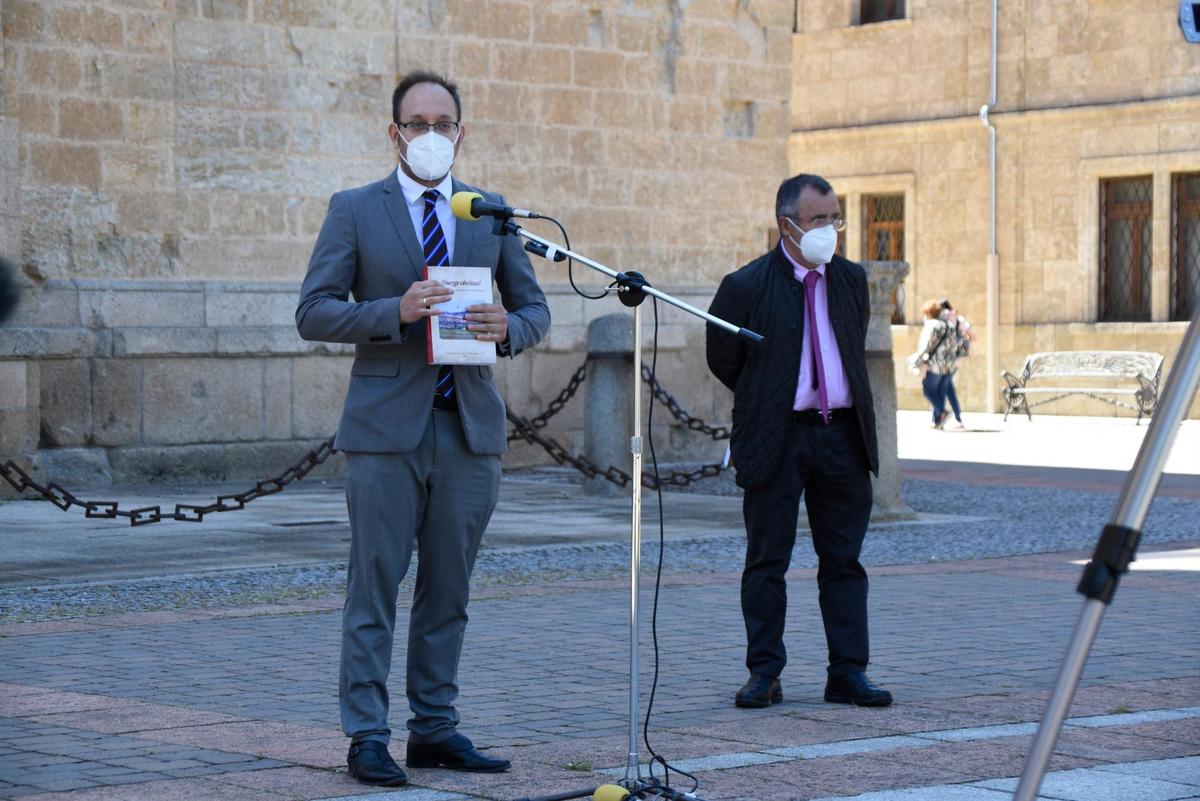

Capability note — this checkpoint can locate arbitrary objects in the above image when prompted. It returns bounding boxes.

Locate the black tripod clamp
[493,217,521,237]
[613,271,650,308]
[492,217,570,262]
[1076,523,1142,604]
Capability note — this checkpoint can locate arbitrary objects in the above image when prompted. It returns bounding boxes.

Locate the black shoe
[406,732,511,773]
[735,673,782,708]
[347,740,408,786]
[824,671,893,707]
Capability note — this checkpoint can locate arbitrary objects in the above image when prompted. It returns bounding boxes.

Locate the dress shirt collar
[780,243,827,282]
[396,166,454,207]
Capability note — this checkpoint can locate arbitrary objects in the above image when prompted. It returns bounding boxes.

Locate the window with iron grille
[859,0,905,25]
[1099,176,1152,322]
[862,193,905,323]
[1171,172,1200,321]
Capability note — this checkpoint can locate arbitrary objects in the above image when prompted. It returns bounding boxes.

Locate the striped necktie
[421,189,454,406]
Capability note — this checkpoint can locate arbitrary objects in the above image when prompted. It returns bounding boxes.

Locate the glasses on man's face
[397,121,460,138]
[789,214,846,232]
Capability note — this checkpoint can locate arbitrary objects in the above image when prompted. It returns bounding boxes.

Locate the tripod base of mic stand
[514,778,708,801]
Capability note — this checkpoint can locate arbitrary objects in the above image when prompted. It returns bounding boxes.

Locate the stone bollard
[583,313,634,497]
[862,260,914,520]
[0,360,40,500]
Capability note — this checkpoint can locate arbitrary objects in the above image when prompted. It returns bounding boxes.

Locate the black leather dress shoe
[824,671,893,707]
[347,740,407,786]
[406,732,511,773]
[735,673,782,708]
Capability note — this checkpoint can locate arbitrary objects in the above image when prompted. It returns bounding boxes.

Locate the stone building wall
[791,0,1200,418]
[0,0,793,485]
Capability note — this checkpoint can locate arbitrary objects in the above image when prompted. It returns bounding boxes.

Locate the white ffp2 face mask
[397,129,459,181]
[786,219,838,265]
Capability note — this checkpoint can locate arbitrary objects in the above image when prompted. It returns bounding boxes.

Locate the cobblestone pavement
[0,541,1197,800]
[2,472,1196,623]
[0,413,1197,800]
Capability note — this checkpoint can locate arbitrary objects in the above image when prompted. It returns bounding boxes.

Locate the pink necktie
[803,269,829,424]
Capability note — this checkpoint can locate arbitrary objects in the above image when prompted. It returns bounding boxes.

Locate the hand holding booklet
[424,265,497,365]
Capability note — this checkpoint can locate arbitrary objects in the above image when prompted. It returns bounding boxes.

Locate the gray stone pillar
[583,313,634,497]
[0,360,39,499]
[0,118,33,499]
[862,260,913,520]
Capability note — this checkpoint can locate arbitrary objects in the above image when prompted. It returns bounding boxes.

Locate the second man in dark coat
[706,173,892,709]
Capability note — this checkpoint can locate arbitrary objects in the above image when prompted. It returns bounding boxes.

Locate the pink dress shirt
[781,247,854,412]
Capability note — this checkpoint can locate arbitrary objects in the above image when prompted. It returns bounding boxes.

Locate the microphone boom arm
[501,220,763,343]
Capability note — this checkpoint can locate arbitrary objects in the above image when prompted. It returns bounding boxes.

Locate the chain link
[504,361,733,489]
[641,364,730,440]
[644,462,729,489]
[1,363,735,523]
[505,412,730,491]
[505,410,632,487]
[0,437,337,527]
[507,363,587,442]
[637,360,732,487]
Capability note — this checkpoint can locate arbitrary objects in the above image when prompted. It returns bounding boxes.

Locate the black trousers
[741,414,873,679]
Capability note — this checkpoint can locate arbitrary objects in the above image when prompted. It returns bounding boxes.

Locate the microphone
[450,191,541,221]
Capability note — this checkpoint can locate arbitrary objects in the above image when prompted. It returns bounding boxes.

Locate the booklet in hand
[425,265,497,365]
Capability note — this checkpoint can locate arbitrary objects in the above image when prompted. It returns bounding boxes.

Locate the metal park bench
[1000,350,1164,424]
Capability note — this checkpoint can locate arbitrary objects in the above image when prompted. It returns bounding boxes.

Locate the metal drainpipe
[980,0,1000,413]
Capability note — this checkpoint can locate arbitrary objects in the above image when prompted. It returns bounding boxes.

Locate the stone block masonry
[790,0,1199,419]
[0,278,735,487]
[4,0,791,286]
[1,279,357,488]
[0,0,793,481]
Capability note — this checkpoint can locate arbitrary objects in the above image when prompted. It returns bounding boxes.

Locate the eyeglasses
[397,121,460,137]
[788,214,846,232]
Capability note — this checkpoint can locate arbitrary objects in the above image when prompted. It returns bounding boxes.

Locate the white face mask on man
[785,218,838,266]
[396,128,460,182]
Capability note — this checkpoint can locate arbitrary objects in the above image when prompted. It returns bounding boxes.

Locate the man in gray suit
[296,71,550,787]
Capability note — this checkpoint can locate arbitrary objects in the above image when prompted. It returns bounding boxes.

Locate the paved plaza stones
[0,414,1197,800]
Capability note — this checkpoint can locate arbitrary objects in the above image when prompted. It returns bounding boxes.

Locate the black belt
[792,407,853,425]
[432,394,458,411]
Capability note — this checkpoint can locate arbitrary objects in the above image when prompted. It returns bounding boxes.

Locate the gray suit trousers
[339,409,500,745]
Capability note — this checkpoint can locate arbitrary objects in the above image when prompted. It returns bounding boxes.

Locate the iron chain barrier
[506,363,587,442]
[502,361,731,490]
[0,362,730,525]
[1,438,337,527]
[506,410,633,487]
[640,364,730,440]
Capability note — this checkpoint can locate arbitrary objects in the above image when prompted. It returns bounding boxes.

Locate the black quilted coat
[706,247,879,490]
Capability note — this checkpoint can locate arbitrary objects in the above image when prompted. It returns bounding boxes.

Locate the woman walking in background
[908,299,958,429]
[939,299,976,431]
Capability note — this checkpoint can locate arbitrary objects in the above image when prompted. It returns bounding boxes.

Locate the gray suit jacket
[296,172,550,455]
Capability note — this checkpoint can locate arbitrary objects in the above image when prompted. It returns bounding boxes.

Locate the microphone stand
[495,217,762,801]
